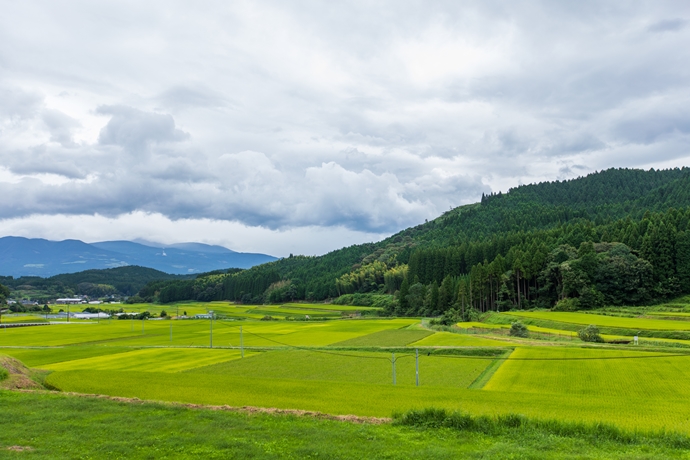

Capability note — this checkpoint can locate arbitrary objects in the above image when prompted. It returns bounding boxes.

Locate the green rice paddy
[4,309,690,434]
[506,311,690,330]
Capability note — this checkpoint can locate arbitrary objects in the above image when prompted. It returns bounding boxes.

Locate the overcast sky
[1,1,689,257]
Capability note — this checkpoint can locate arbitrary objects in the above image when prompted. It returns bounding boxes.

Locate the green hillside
[137,167,690,312]
[0,266,188,302]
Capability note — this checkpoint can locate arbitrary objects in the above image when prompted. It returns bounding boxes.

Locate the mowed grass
[333,329,433,346]
[483,346,690,399]
[43,348,251,373]
[5,392,687,460]
[184,349,490,388]
[507,311,690,330]
[410,332,511,347]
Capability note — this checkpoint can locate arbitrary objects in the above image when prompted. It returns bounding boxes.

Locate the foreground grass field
[4,391,689,459]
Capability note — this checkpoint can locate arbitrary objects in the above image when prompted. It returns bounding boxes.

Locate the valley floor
[4,304,690,457]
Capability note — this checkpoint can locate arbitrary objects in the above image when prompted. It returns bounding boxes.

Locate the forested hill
[137,167,690,311]
[0,266,187,300]
[398,167,690,246]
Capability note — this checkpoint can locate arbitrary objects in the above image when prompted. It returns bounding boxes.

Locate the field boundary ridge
[9,389,391,424]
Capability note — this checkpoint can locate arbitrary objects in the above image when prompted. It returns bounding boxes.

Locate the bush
[391,407,690,446]
[260,315,277,321]
[0,366,8,382]
[553,297,580,311]
[461,308,480,322]
[509,321,529,338]
[578,324,604,342]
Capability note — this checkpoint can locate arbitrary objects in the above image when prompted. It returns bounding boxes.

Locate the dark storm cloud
[1,1,690,238]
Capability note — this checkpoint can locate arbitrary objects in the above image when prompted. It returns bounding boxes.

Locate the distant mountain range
[0,237,277,277]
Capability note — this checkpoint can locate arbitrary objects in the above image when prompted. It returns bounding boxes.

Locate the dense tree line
[134,168,690,308]
[396,208,690,316]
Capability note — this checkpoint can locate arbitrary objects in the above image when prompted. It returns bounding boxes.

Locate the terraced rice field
[506,311,690,330]
[43,348,251,373]
[121,302,379,319]
[0,318,417,348]
[43,368,690,432]
[184,349,491,387]
[0,314,49,324]
[484,346,690,398]
[5,313,690,433]
[409,332,511,347]
[282,303,380,312]
[333,329,433,346]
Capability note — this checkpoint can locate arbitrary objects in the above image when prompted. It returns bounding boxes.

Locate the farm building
[56,298,85,305]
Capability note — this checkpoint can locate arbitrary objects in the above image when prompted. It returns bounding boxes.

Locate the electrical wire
[435,353,690,361]
[192,320,690,362]
[216,320,394,361]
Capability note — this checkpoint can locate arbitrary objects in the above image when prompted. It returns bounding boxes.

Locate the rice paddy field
[506,310,690,330]
[4,306,690,437]
[116,301,377,320]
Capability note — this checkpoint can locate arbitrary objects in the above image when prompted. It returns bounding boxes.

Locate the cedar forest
[126,167,690,317]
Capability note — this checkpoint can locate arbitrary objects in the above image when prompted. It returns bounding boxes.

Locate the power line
[434,353,690,361]
[216,320,396,361]
[205,320,690,362]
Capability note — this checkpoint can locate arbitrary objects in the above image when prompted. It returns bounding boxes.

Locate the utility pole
[392,353,396,385]
[240,325,244,358]
[67,305,70,323]
[209,311,214,348]
[415,348,420,387]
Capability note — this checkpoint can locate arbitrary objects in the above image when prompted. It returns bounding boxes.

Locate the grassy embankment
[3,391,690,459]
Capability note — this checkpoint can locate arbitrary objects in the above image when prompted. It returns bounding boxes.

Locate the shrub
[0,366,8,382]
[260,315,277,321]
[578,324,604,342]
[509,321,529,338]
[553,297,580,311]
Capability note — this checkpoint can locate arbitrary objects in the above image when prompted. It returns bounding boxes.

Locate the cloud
[648,19,688,33]
[96,105,189,151]
[42,109,80,147]
[155,85,230,110]
[0,86,43,120]
[1,2,690,253]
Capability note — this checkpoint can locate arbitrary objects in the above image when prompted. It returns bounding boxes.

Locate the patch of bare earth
[6,446,34,452]
[0,356,43,390]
